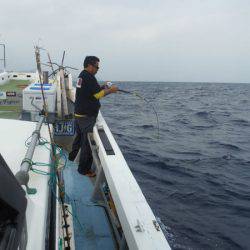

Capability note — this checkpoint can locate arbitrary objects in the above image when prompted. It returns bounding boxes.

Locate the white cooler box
[23,83,57,112]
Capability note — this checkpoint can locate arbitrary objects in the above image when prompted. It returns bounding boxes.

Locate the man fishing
[68,56,118,177]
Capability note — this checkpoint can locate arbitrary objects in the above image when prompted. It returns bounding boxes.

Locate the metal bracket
[135,220,145,232]
[91,168,105,202]
[26,185,37,195]
[153,220,161,231]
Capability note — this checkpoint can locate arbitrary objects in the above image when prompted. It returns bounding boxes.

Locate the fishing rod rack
[34,46,73,249]
[35,47,77,120]
[22,46,77,124]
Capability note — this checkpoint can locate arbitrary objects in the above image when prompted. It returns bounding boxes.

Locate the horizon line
[1,70,249,84]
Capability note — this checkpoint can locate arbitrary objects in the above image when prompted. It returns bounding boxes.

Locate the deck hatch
[97,128,115,155]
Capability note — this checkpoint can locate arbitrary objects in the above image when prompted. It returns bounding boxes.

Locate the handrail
[15,116,45,194]
[90,113,171,250]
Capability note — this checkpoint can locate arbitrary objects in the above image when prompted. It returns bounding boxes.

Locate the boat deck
[0,119,52,250]
[63,160,116,250]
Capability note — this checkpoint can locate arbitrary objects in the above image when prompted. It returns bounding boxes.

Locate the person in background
[68,56,118,177]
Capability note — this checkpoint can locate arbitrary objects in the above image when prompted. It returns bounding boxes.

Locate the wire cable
[118,89,160,139]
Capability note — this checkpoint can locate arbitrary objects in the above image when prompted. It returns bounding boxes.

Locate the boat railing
[15,116,45,194]
[85,113,171,250]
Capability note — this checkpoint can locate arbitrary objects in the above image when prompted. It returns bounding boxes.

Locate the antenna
[0,43,6,71]
[61,50,65,66]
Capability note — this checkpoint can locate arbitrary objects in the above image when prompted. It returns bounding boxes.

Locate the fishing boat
[0,44,171,249]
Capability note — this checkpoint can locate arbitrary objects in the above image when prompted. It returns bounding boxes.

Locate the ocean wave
[191,124,216,130]
[140,124,155,129]
[209,141,242,151]
[224,188,250,202]
[144,161,196,178]
[133,168,175,186]
[216,233,243,250]
[231,118,250,126]
[195,111,211,117]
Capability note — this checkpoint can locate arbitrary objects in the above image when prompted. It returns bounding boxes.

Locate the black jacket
[74,70,101,117]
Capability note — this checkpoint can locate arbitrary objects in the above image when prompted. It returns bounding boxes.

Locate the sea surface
[101,82,250,250]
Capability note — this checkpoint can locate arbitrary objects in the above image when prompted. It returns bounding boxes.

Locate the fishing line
[118,89,160,139]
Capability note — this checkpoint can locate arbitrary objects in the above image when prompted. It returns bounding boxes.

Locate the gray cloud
[1,0,250,82]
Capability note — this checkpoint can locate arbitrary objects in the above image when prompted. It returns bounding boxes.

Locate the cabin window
[27,75,31,78]
[13,75,17,77]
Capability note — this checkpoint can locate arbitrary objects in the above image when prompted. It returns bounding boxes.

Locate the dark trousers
[70,116,96,174]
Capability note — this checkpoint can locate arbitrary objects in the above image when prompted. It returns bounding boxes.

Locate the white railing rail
[90,113,171,250]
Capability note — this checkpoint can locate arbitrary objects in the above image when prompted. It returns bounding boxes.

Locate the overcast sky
[1,0,250,82]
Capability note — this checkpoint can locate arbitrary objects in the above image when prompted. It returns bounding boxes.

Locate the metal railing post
[0,43,6,71]
[91,168,105,201]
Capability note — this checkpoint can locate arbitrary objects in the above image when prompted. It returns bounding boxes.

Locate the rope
[21,158,33,167]
[27,137,103,238]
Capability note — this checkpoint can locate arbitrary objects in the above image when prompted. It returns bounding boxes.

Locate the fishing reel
[106,81,113,88]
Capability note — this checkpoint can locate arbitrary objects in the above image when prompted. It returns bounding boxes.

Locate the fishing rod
[111,85,160,139]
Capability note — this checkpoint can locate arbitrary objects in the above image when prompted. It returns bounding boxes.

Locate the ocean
[101,82,250,250]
